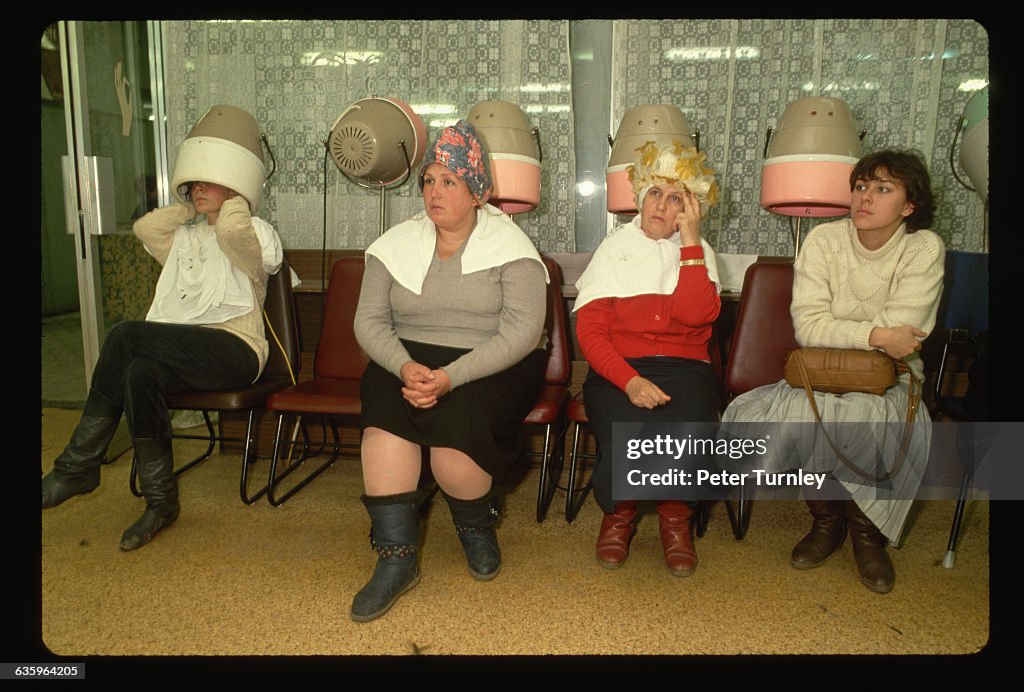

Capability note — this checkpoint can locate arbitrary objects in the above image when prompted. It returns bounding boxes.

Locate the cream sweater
[133,200,283,376]
[790,219,945,379]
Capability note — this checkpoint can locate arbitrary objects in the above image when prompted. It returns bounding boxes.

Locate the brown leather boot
[596,501,638,569]
[845,500,894,594]
[657,501,697,577]
[791,499,846,569]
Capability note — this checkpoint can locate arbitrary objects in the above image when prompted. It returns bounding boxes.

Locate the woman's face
[850,169,914,238]
[190,181,237,222]
[422,163,478,234]
[639,184,687,240]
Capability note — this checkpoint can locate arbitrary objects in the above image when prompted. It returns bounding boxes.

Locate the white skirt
[720,375,930,542]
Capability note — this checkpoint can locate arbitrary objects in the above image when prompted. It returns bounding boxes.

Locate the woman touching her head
[574,138,722,577]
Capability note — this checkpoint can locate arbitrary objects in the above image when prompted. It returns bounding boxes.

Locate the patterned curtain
[611,19,989,255]
[165,20,576,252]
[163,19,987,256]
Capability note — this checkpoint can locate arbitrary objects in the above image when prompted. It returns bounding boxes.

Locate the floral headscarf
[418,119,493,203]
[628,138,720,217]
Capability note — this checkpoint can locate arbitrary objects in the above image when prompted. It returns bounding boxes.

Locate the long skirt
[720,375,930,542]
[360,339,547,481]
[584,356,721,513]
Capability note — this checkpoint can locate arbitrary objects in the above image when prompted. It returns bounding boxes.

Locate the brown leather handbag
[784,348,921,482]
[783,347,902,395]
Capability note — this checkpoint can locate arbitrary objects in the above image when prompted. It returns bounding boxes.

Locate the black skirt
[360,339,547,480]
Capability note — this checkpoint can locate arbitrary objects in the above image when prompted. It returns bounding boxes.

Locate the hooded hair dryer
[170,104,270,211]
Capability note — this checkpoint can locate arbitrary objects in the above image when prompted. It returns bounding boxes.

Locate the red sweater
[576,245,721,392]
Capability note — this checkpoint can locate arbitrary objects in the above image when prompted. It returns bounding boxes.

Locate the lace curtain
[163,19,988,255]
[610,19,989,255]
[165,20,576,252]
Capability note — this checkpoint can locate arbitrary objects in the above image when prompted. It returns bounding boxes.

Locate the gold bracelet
[679,258,705,267]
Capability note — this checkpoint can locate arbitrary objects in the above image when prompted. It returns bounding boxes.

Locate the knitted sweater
[791,219,945,379]
[133,200,283,376]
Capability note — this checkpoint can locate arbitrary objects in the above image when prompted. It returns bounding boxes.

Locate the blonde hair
[627,138,719,217]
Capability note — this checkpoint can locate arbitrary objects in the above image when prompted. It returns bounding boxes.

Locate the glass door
[44,20,168,454]
[52,20,168,384]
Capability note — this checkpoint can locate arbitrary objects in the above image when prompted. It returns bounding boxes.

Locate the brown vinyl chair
[526,255,571,522]
[721,259,798,539]
[264,256,368,506]
[130,255,302,505]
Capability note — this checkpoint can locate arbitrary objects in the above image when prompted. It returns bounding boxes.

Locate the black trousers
[583,356,720,513]
[83,321,259,441]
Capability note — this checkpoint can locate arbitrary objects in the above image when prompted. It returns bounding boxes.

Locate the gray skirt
[720,375,930,541]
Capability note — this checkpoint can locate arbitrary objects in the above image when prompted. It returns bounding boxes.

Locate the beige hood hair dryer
[170,104,275,212]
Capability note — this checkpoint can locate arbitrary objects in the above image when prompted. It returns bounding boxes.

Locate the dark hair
[849,149,934,232]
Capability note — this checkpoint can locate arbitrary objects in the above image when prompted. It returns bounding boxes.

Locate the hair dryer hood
[467,100,541,214]
[761,96,863,217]
[328,96,427,186]
[170,104,268,210]
[606,104,695,213]
[958,86,988,203]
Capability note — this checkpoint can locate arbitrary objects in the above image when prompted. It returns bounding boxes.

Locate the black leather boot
[350,491,422,622]
[444,491,501,581]
[845,500,895,594]
[42,415,119,509]
[791,499,846,569]
[119,438,179,551]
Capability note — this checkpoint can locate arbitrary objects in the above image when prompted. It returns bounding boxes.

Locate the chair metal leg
[943,469,974,569]
[723,484,751,540]
[130,410,217,497]
[535,421,566,523]
[266,413,342,506]
[694,500,711,538]
[565,422,593,524]
[238,409,269,505]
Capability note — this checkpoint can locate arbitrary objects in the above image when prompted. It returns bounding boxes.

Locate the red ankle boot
[596,501,638,569]
[657,501,697,577]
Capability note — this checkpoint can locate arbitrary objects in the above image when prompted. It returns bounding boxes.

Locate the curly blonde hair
[627,138,719,217]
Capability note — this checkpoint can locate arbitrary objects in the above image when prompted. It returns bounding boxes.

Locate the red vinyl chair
[526,255,572,522]
[721,259,798,539]
[129,255,301,505]
[264,256,368,506]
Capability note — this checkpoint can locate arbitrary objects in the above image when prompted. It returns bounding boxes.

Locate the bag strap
[792,350,921,483]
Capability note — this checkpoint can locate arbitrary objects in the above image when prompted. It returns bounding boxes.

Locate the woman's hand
[869,325,928,359]
[674,190,702,247]
[625,376,672,409]
[400,361,440,409]
[399,362,453,409]
[176,201,196,222]
[429,368,452,398]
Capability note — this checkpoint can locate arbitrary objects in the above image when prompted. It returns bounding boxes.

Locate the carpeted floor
[38,406,992,660]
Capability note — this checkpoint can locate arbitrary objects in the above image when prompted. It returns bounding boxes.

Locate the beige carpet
[39,407,991,659]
